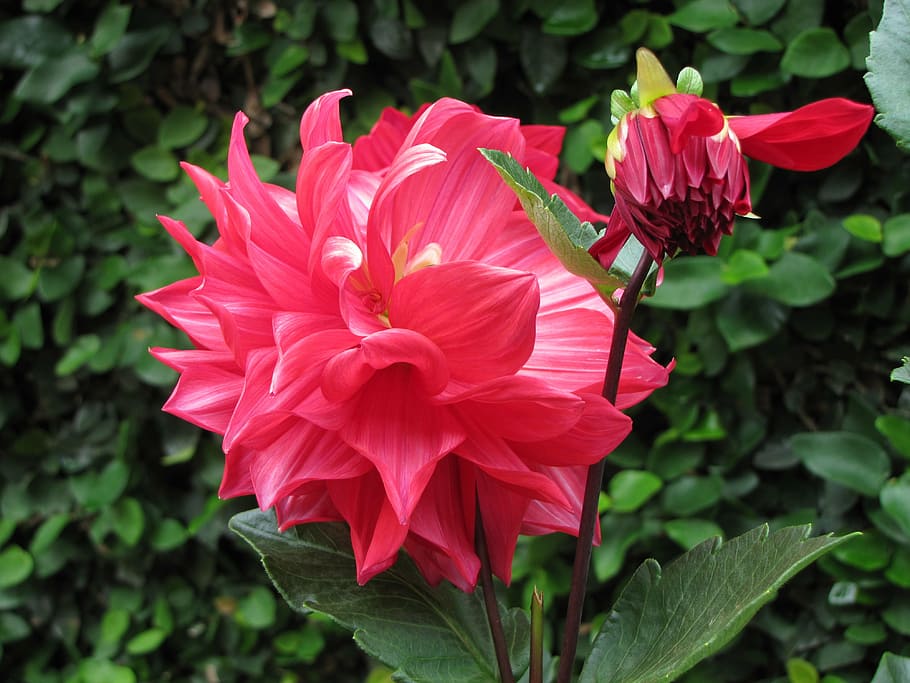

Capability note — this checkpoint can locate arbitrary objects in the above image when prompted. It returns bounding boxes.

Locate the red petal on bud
[728,98,874,171]
[653,94,725,153]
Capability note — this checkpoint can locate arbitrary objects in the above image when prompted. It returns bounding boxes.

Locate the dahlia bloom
[139,91,670,590]
[591,49,874,264]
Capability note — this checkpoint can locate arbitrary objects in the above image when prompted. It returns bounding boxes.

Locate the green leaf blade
[229,509,528,683]
[579,525,856,683]
[865,0,910,151]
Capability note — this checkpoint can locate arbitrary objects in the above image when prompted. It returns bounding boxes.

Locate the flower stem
[476,502,516,683]
[556,250,653,683]
[530,587,544,683]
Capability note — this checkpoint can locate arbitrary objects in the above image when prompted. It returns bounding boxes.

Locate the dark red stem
[556,250,653,683]
[476,502,516,683]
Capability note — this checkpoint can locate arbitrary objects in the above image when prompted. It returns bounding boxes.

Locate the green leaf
[872,652,910,682]
[842,214,883,242]
[542,0,598,36]
[661,475,723,516]
[664,519,724,550]
[866,0,910,150]
[450,0,499,44]
[645,256,727,310]
[230,509,530,683]
[579,525,855,683]
[744,251,835,307]
[833,531,891,571]
[883,214,910,256]
[0,15,73,68]
[37,255,85,302]
[732,0,786,25]
[781,28,850,78]
[883,600,910,636]
[791,431,890,497]
[608,470,663,512]
[0,545,34,588]
[892,358,910,384]
[707,28,782,54]
[668,0,739,33]
[236,586,277,629]
[29,513,69,555]
[716,290,787,351]
[877,415,910,457]
[55,334,102,376]
[323,0,359,42]
[90,3,132,57]
[14,48,100,104]
[481,149,654,308]
[721,249,768,284]
[108,26,170,83]
[158,107,208,150]
[881,475,910,537]
[125,628,167,655]
[845,622,887,645]
[787,658,819,683]
[520,29,567,94]
[130,146,180,182]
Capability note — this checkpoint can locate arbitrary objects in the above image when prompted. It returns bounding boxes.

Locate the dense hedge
[1,1,907,682]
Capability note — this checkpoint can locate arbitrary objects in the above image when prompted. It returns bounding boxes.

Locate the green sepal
[579,524,858,683]
[480,149,655,310]
[230,509,529,683]
[675,66,703,96]
[610,89,637,124]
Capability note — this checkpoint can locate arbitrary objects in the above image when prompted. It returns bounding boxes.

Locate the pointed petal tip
[636,48,677,106]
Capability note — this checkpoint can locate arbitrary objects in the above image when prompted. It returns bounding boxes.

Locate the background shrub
[0,1,906,681]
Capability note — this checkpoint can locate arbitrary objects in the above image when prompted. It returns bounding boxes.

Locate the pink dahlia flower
[591,49,874,264]
[138,91,671,591]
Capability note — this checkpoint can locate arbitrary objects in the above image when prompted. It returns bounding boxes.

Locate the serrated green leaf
[230,509,529,683]
[865,0,910,151]
[579,525,856,683]
[481,149,654,308]
[872,652,910,682]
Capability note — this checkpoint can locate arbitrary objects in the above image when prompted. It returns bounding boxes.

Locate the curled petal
[299,88,351,151]
[390,261,540,384]
[653,94,725,153]
[728,98,874,171]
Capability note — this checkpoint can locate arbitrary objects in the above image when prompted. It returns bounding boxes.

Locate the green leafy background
[0,0,907,682]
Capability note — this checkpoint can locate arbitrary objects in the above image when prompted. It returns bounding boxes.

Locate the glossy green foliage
[0,0,907,682]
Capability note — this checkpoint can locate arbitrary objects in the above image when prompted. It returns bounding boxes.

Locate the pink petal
[728,98,873,171]
[227,113,311,265]
[512,393,631,466]
[405,457,479,591]
[136,277,226,352]
[352,106,414,171]
[151,347,242,433]
[339,364,466,523]
[389,261,539,383]
[321,328,449,401]
[442,375,585,442]
[395,103,526,261]
[299,89,351,151]
[521,464,601,544]
[220,444,256,498]
[653,94,725,153]
[274,481,343,530]
[295,140,355,273]
[248,417,370,508]
[476,473,529,583]
[328,472,410,584]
